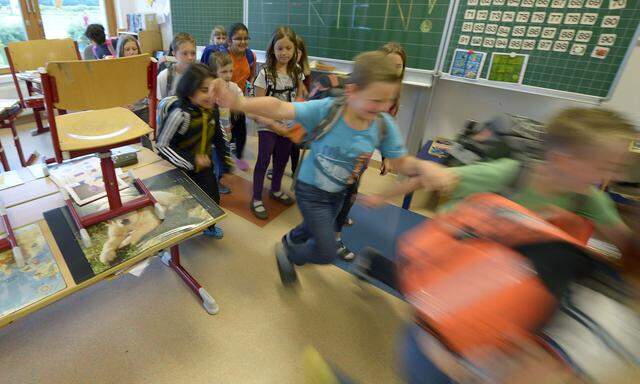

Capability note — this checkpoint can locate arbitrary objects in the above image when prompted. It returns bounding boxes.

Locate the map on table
[0,223,66,317]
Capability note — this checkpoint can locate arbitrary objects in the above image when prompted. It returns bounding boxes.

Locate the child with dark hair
[84,24,117,59]
[156,63,230,239]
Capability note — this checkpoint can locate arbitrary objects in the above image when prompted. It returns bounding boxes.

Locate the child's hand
[416,162,458,194]
[195,154,211,169]
[210,78,240,109]
[361,194,386,208]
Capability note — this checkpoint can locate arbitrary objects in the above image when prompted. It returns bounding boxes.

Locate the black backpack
[447,114,546,166]
[307,73,345,100]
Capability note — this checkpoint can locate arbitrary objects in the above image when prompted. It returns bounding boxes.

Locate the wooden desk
[0,157,225,328]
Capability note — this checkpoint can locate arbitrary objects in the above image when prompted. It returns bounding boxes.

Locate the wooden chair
[5,38,81,139]
[41,54,162,247]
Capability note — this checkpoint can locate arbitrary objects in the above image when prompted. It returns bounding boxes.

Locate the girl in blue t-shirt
[211,51,453,286]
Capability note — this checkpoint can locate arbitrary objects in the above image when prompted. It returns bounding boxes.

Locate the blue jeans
[400,324,453,384]
[286,182,347,265]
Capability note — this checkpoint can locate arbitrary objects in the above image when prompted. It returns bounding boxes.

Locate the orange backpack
[398,193,593,358]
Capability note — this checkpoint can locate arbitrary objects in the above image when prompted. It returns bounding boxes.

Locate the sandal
[251,200,268,220]
[269,190,295,206]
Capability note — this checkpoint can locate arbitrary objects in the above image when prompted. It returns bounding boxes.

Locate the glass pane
[0,1,28,68]
[38,0,107,52]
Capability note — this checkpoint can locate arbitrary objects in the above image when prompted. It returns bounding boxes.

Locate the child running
[334,42,408,261]
[211,51,453,285]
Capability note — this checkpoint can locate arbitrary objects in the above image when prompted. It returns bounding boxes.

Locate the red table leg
[0,143,9,171]
[7,117,38,167]
[0,201,23,267]
[161,245,219,315]
[64,153,165,247]
[30,108,50,136]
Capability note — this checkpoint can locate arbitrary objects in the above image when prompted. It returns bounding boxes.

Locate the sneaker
[203,226,224,239]
[251,200,268,220]
[337,240,356,261]
[269,190,295,206]
[266,169,273,180]
[218,183,231,194]
[275,242,297,286]
[344,218,355,227]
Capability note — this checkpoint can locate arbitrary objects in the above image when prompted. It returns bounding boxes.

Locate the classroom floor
[0,120,412,384]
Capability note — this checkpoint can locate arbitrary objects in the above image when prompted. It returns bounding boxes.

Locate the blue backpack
[200,44,256,69]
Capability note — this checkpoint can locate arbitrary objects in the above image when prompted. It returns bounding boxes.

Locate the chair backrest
[7,38,79,72]
[138,30,163,54]
[45,54,153,110]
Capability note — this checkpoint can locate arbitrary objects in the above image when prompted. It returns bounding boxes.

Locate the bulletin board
[442,0,640,98]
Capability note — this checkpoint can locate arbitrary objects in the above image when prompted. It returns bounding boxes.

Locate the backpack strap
[107,38,116,57]
[245,48,255,68]
[312,96,346,143]
[166,62,175,97]
[375,113,387,148]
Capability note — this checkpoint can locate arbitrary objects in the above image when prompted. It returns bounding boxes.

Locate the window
[0,0,115,70]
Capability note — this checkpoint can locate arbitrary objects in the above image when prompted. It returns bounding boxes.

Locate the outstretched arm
[211,78,296,121]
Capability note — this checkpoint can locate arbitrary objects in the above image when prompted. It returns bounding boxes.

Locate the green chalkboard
[247,1,453,71]
[170,0,243,46]
[443,0,640,98]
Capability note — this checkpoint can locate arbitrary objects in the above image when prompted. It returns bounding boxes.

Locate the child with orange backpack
[363,107,639,383]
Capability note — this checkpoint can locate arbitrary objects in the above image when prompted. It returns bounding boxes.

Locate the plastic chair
[5,38,81,138]
[40,54,162,247]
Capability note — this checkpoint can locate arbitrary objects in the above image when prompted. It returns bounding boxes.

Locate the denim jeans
[285,182,347,265]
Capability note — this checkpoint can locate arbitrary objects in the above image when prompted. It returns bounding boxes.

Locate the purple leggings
[253,130,293,201]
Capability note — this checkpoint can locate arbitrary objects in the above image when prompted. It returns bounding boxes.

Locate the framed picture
[450,49,487,80]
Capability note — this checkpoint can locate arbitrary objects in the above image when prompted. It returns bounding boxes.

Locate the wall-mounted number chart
[443,0,640,98]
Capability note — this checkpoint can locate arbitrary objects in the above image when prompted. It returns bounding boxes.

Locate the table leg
[0,142,9,171]
[8,118,38,167]
[161,245,219,315]
[30,108,50,136]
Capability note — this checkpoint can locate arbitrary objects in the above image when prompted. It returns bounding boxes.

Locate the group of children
[80,20,639,383]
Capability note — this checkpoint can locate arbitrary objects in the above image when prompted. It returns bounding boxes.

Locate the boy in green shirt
[367,107,637,257]
[366,107,639,383]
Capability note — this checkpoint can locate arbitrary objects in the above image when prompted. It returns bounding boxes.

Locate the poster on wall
[449,49,487,80]
[487,53,529,84]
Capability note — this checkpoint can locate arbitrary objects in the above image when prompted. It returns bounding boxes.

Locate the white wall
[424,43,640,141]
[114,0,173,50]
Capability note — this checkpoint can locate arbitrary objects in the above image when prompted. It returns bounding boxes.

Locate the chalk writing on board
[301,0,444,32]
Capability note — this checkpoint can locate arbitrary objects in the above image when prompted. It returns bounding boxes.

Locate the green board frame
[442,0,640,98]
[247,0,453,71]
